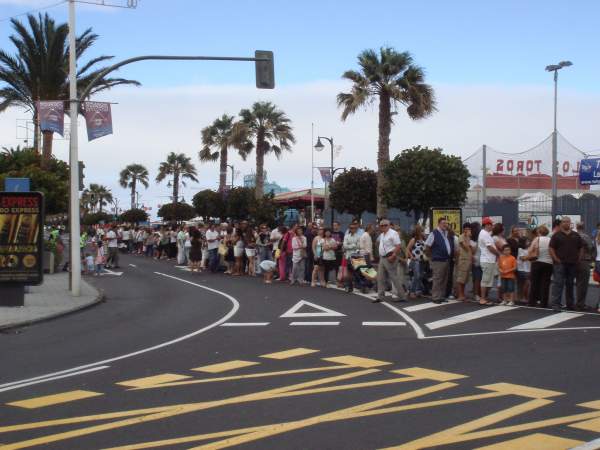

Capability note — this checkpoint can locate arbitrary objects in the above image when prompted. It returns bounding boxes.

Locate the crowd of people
[75,214,600,312]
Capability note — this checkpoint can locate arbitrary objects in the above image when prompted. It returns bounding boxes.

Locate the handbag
[218,244,227,256]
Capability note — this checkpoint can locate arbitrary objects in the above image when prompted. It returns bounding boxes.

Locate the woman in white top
[311,227,326,287]
[322,228,338,286]
[526,225,553,308]
[291,227,307,285]
[359,224,374,262]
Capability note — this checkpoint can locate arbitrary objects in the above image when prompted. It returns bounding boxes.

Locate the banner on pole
[84,101,113,141]
[37,101,64,136]
[578,158,600,185]
[318,167,332,183]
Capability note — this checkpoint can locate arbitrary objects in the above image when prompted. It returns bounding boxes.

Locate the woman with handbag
[527,225,553,308]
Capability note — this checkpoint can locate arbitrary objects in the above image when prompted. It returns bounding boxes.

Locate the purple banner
[318,167,332,183]
[37,101,64,136]
[84,101,113,141]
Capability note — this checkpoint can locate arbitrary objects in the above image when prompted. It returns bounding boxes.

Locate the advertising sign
[0,192,44,285]
[4,178,30,192]
[578,159,600,185]
[37,101,64,136]
[318,167,332,183]
[84,101,113,141]
[430,208,462,232]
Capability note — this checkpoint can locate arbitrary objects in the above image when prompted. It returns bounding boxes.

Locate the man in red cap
[478,217,500,305]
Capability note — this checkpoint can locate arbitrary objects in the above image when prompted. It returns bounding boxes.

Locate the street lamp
[226,164,235,190]
[314,136,334,226]
[545,60,572,217]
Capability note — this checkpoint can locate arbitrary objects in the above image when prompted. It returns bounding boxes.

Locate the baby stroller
[349,254,377,294]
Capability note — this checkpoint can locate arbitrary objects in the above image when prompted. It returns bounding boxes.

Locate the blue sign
[4,178,30,192]
[579,159,600,185]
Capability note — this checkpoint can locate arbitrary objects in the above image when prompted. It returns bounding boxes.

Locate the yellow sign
[430,208,462,232]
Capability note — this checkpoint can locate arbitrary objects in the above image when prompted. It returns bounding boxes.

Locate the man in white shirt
[343,221,361,292]
[105,226,120,268]
[375,219,406,303]
[205,223,220,272]
[478,217,500,305]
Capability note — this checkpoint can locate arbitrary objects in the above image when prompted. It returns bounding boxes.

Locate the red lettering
[535,160,542,172]
[516,161,524,173]
[563,161,570,173]
[526,160,534,172]
[496,159,503,173]
[507,160,514,172]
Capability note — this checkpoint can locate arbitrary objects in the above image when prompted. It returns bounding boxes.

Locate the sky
[1,0,599,216]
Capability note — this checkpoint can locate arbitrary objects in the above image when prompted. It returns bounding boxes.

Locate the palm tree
[237,102,295,199]
[88,183,113,213]
[119,163,149,210]
[199,114,250,192]
[156,152,198,214]
[337,47,436,217]
[0,13,140,163]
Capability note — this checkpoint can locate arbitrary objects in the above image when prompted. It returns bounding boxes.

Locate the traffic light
[78,161,85,191]
[255,50,274,89]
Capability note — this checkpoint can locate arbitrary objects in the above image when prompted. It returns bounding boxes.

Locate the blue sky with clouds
[1,0,599,213]
[1,0,598,90]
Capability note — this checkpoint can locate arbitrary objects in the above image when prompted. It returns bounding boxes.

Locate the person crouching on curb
[259,260,277,284]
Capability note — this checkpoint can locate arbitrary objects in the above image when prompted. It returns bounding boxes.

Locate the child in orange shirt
[498,244,517,305]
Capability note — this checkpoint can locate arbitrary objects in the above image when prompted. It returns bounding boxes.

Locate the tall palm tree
[156,152,198,211]
[199,114,250,192]
[87,183,113,213]
[237,102,295,199]
[0,13,140,163]
[337,47,436,217]
[119,163,149,210]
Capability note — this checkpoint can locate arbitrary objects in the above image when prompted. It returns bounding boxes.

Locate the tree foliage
[192,189,226,220]
[82,211,113,226]
[120,208,148,224]
[156,152,198,204]
[225,187,254,220]
[0,146,68,214]
[249,192,281,227]
[337,47,436,217]
[119,163,149,210]
[157,202,195,222]
[384,146,470,221]
[330,167,377,219]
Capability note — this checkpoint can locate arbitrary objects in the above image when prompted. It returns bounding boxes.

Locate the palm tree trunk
[255,131,265,200]
[173,172,179,223]
[41,130,53,167]
[219,146,228,192]
[130,178,137,210]
[33,108,40,155]
[376,93,392,219]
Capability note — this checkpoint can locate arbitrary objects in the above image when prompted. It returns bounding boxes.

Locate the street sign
[579,158,600,185]
[430,208,462,233]
[4,178,30,192]
[0,191,44,285]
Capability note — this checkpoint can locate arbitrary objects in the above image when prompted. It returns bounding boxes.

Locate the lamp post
[314,136,334,226]
[226,164,235,189]
[545,60,572,217]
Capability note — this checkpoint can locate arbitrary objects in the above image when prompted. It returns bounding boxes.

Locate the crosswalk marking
[290,321,340,326]
[362,321,406,326]
[404,300,459,312]
[7,390,102,409]
[509,312,582,330]
[425,306,513,330]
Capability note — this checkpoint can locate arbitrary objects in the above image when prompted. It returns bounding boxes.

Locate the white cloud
[1,80,599,218]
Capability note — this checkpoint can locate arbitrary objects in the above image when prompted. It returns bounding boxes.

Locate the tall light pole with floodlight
[545,60,572,217]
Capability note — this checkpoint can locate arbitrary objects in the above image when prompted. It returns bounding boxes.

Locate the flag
[37,101,64,136]
[318,167,332,183]
[83,101,113,141]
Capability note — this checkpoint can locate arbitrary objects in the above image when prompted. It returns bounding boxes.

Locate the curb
[0,281,106,332]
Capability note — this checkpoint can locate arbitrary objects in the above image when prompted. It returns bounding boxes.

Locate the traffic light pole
[67,11,273,296]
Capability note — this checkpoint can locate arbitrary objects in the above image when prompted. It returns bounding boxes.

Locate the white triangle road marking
[280,300,346,318]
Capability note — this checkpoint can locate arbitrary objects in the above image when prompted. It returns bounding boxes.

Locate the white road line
[404,300,459,312]
[128,264,137,267]
[0,272,239,392]
[0,366,109,393]
[362,322,406,326]
[422,326,600,339]
[570,436,600,450]
[509,312,583,330]
[425,305,513,330]
[289,322,340,326]
[220,322,270,327]
[380,302,426,339]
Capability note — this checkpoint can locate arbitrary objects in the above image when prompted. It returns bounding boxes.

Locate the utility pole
[482,144,487,215]
[68,0,81,295]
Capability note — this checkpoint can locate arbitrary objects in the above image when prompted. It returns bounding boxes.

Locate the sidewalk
[0,273,104,330]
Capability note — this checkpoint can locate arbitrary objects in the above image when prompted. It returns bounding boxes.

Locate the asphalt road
[2,254,600,449]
